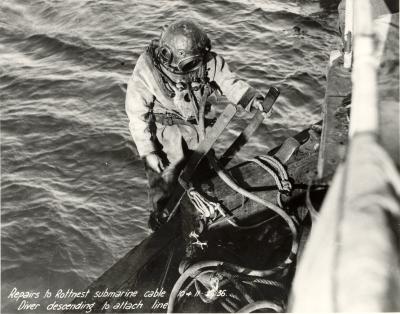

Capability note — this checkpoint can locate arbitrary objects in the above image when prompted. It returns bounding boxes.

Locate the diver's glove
[251,93,273,118]
[145,152,165,173]
[148,211,163,231]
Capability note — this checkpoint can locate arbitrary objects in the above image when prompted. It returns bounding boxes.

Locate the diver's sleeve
[125,58,156,158]
[210,54,259,108]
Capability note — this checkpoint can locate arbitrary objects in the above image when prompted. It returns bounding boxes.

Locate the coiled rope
[187,188,220,219]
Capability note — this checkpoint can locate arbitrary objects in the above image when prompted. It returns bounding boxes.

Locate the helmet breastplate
[146,42,212,121]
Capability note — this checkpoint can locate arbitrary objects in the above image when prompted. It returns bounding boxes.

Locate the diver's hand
[251,94,273,119]
[145,153,165,173]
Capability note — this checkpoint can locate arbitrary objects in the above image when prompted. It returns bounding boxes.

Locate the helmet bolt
[176,82,186,91]
[191,82,201,91]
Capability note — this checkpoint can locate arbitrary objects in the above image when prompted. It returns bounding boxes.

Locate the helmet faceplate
[157,19,211,74]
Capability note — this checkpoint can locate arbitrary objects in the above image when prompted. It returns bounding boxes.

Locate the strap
[153,113,196,127]
[152,112,216,128]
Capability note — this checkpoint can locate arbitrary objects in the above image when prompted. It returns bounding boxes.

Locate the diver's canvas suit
[126,48,259,220]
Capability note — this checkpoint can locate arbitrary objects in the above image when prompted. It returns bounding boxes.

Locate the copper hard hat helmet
[157,19,211,74]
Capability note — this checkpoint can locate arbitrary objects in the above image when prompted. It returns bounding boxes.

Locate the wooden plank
[179,103,237,186]
[219,111,265,168]
[317,57,352,181]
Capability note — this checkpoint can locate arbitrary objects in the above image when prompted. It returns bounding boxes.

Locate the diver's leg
[145,125,186,230]
[145,163,170,230]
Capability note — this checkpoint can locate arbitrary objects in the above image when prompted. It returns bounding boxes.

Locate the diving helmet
[157,19,211,74]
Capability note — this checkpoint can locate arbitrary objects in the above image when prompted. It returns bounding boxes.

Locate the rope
[187,186,275,230]
[188,231,208,250]
[187,188,221,219]
[245,278,285,290]
[259,155,290,179]
[258,155,292,192]
[250,158,283,189]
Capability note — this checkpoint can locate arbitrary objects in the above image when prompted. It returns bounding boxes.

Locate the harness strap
[153,112,197,127]
[153,112,216,128]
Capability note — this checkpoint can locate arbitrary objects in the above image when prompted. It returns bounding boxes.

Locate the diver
[125,19,270,231]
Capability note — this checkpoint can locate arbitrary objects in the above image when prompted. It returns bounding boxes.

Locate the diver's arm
[125,67,157,159]
[211,54,262,110]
